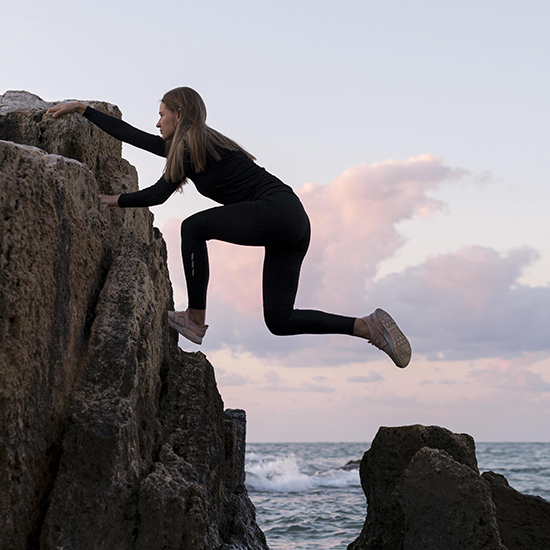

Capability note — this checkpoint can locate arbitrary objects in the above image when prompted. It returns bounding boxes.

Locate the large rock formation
[0,91,268,550]
[348,425,550,550]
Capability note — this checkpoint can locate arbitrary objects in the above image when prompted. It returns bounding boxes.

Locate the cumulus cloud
[160,154,550,365]
[370,245,550,360]
[294,154,461,312]
[163,220,265,315]
[419,379,463,386]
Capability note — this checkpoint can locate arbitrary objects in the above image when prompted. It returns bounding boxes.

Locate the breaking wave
[245,451,360,493]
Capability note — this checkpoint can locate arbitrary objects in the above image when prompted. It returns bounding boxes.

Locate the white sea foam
[245,452,360,493]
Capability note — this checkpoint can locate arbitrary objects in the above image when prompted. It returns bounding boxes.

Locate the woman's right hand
[46,101,87,118]
[99,194,121,207]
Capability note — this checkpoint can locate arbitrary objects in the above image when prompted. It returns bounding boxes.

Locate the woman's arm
[117,176,181,208]
[47,101,166,157]
[82,107,166,157]
[99,176,180,208]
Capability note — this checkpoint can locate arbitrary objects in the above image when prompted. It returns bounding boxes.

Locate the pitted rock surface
[0,91,267,550]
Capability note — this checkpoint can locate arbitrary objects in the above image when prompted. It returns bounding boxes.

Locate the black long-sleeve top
[83,106,295,207]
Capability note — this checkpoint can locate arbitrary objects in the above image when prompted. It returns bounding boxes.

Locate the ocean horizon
[245,441,550,550]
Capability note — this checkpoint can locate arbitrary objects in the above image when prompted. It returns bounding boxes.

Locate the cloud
[418,379,464,386]
[370,245,550,360]
[347,371,384,383]
[466,356,550,393]
[259,370,335,393]
[215,367,250,387]
[293,154,461,312]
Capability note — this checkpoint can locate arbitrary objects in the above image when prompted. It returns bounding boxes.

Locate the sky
[2,0,550,442]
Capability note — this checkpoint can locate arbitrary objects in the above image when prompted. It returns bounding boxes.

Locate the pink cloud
[162,154,461,315]
[466,356,550,393]
[294,154,460,311]
[160,154,550,364]
[259,370,336,393]
[162,218,263,314]
[347,371,384,383]
[415,246,538,309]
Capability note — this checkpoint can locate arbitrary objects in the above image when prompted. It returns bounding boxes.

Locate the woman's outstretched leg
[261,246,411,367]
[169,194,411,366]
[261,244,356,336]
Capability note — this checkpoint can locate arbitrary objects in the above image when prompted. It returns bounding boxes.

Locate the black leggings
[180,192,356,336]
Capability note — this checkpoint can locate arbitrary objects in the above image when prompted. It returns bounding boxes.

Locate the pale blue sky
[2,0,550,441]
[4,0,548,280]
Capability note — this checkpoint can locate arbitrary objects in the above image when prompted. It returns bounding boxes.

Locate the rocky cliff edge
[0,91,268,550]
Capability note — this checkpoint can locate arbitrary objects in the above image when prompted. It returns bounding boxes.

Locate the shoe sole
[373,308,411,368]
[168,319,203,345]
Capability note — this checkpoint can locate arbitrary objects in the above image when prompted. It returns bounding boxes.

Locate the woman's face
[156,102,179,140]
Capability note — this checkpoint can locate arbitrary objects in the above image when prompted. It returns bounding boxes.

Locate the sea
[245,442,550,550]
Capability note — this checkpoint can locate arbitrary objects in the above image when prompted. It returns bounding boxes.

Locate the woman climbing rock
[47,87,412,368]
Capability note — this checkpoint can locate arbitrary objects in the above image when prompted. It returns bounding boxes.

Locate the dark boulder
[349,424,480,549]
[348,424,550,550]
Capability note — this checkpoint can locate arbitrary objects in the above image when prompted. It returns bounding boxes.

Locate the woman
[47,87,412,368]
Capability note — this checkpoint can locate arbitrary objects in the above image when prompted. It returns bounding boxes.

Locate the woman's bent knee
[263,308,292,336]
[180,216,197,239]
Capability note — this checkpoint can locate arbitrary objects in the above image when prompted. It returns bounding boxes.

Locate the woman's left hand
[46,101,87,118]
[99,194,121,207]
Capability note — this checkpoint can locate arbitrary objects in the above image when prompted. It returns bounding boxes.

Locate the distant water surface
[245,442,550,550]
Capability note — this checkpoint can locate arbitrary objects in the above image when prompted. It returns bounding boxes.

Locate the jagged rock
[482,471,550,550]
[393,448,505,550]
[0,91,267,550]
[349,424,550,550]
[349,424,479,550]
[0,90,135,195]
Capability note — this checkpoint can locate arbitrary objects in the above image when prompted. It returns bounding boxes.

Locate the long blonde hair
[162,87,255,185]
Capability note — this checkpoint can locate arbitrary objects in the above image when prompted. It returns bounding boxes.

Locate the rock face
[0,91,268,550]
[482,471,550,550]
[348,425,550,550]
